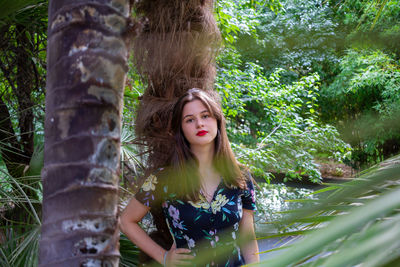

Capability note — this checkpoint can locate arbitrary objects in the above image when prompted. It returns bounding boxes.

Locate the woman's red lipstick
[196,130,208,136]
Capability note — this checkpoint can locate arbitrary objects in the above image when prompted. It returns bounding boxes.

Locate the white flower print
[238,199,243,218]
[232,227,238,241]
[188,239,195,249]
[184,235,196,249]
[168,205,180,221]
[233,222,239,231]
[173,220,184,230]
[141,174,158,191]
[208,229,219,248]
[210,240,216,248]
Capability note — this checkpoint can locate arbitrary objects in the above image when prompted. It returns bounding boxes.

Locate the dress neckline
[200,178,223,204]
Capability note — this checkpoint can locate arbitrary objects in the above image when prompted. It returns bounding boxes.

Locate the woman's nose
[196,118,204,128]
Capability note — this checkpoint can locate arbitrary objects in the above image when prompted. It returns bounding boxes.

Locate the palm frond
[9,226,40,267]
[119,233,140,267]
[259,155,400,266]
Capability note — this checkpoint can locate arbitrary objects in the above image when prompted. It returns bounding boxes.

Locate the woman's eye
[186,119,193,123]
[203,114,210,119]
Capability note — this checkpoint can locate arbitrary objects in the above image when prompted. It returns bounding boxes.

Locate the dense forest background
[215,0,400,180]
[0,0,399,266]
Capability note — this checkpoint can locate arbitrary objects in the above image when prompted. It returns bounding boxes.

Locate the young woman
[120,88,259,266]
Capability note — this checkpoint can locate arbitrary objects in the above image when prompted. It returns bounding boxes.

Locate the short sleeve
[135,174,160,208]
[241,177,256,211]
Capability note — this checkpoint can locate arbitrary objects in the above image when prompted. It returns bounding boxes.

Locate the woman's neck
[191,144,219,183]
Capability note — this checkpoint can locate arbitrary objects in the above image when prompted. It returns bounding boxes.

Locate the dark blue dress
[135,172,256,267]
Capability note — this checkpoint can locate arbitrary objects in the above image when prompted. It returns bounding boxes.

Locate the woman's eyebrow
[182,110,209,120]
[182,114,194,120]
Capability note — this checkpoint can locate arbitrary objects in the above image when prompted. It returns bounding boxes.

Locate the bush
[216,50,351,182]
[320,49,400,167]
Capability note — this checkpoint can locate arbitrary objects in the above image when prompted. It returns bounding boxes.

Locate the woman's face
[181,99,218,148]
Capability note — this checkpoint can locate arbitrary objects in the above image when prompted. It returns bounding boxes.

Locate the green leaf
[261,164,400,266]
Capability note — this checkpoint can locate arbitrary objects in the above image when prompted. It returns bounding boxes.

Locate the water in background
[255,183,318,260]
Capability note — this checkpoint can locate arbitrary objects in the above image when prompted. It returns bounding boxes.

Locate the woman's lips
[196,130,208,136]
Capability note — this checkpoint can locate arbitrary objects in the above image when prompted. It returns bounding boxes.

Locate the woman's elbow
[119,215,126,234]
[119,197,149,234]
[119,210,134,234]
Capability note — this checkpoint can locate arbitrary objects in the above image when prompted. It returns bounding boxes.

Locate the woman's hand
[165,243,194,266]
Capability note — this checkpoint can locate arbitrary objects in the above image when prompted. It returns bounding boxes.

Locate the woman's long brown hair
[168,88,247,201]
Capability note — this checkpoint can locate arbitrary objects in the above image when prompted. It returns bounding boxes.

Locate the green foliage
[119,62,148,185]
[216,49,351,183]
[330,0,400,33]
[0,167,41,267]
[234,0,340,81]
[216,0,264,45]
[260,155,400,267]
[0,2,47,265]
[2,0,399,266]
[0,0,46,21]
[215,0,282,45]
[123,61,146,127]
[215,0,400,171]
[119,234,140,267]
[321,49,400,167]
[331,0,400,53]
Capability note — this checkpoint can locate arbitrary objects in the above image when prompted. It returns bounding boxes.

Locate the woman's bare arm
[120,197,167,264]
[120,197,194,266]
[239,209,260,264]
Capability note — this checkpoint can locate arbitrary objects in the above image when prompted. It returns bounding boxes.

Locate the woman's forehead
[182,99,214,117]
[182,99,210,116]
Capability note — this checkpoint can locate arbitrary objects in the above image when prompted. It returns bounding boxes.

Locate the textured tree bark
[132,0,221,169]
[40,0,132,266]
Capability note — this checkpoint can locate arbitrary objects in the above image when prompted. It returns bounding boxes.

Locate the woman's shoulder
[135,168,170,207]
[237,165,257,187]
[239,166,250,178]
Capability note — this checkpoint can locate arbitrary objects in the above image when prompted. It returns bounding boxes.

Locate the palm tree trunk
[132,0,221,169]
[39,1,132,266]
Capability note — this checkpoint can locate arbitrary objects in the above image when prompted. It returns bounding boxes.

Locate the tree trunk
[39,1,131,266]
[132,0,221,169]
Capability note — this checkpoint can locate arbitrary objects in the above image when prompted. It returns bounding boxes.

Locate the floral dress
[135,173,256,267]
